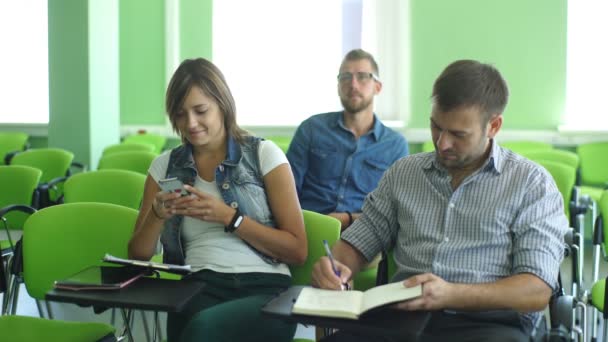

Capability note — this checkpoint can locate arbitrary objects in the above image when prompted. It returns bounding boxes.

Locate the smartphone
[158,177,189,196]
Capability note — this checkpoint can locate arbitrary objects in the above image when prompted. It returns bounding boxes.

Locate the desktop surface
[47,277,204,313]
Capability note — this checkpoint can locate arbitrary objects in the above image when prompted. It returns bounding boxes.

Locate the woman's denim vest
[160,135,279,265]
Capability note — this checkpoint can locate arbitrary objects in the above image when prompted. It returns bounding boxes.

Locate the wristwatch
[225,209,244,233]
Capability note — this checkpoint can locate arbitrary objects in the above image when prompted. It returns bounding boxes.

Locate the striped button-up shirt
[342,140,568,331]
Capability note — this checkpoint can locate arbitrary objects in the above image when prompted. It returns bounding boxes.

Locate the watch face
[234,215,244,228]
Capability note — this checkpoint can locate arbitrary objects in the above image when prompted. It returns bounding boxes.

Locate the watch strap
[225,209,243,233]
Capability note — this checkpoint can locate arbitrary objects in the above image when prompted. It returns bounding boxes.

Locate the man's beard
[340,94,372,114]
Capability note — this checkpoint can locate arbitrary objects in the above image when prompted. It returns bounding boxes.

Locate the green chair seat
[353,265,378,291]
[0,315,115,342]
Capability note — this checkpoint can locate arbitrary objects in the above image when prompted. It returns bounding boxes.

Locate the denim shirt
[160,135,278,265]
[287,111,409,213]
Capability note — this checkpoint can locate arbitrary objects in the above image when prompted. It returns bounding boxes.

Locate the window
[563,1,608,131]
[0,1,49,124]
[213,1,344,126]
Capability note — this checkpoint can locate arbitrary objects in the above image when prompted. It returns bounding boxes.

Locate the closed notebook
[54,266,146,291]
[292,282,422,320]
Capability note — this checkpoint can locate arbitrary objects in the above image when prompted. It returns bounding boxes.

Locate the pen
[323,240,349,290]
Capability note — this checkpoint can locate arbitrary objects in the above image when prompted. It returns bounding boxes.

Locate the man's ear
[487,114,503,139]
[374,80,383,95]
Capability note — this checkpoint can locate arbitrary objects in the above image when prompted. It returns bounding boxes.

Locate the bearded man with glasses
[287,49,408,231]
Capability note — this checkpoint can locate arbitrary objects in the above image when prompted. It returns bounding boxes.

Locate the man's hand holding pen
[311,240,351,290]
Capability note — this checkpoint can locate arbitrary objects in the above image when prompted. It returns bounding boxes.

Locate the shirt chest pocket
[360,158,391,193]
[309,147,342,180]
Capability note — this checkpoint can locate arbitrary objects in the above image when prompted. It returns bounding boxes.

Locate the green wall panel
[48,0,90,151]
[119,0,166,125]
[180,0,213,61]
[409,0,567,130]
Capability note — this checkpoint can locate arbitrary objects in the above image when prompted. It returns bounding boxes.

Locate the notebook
[54,266,146,291]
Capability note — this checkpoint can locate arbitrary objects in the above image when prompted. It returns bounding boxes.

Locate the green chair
[0,132,28,165]
[0,315,116,342]
[265,136,292,154]
[9,148,78,207]
[22,203,138,317]
[0,165,42,251]
[577,141,608,203]
[500,141,553,155]
[123,133,167,154]
[63,169,146,210]
[536,160,577,220]
[521,149,580,170]
[102,142,155,156]
[288,210,340,342]
[98,151,158,175]
[289,210,341,286]
[421,141,435,153]
[588,190,608,341]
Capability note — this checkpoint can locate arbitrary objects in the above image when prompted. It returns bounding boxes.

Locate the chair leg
[120,308,135,342]
[139,310,151,342]
[154,311,163,342]
[9,275,20,315]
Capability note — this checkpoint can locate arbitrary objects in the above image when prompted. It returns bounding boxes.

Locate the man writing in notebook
[286,49,408,231]
[311,60,568,342]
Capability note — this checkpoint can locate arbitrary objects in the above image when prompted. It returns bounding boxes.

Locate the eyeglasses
[337,72,379,84]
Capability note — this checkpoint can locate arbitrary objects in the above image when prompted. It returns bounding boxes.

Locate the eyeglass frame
[337,72,380,84]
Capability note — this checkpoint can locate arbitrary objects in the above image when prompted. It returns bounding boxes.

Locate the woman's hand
[167,184,235,225]
[151,190,183,220]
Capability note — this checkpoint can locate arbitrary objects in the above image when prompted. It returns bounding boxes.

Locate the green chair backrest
[0,132,28,165]
[522,149,580,170]
[0,165,42,229]
[265,136,292,153]
[576,141,608,186]
[64,169,146,210]
[0,315,115,342]
[123,133,167,154]
[23,202,138,299]
[289,210,341,286]
[10,148,74,184]
[102,142,155,156]
[501,141,553,154]
[600,190,608,248]
[421,141,435,152]
[536,160,577,219]
[98,151,158,175]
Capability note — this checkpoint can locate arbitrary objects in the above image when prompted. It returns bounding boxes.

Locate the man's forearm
[332,240,368,278]
[447,273,551,312]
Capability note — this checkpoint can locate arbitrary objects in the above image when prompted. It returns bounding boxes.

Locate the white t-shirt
[148,140,291,275]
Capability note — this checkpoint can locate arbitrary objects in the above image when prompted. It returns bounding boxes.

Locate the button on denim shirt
[160,135,278,265]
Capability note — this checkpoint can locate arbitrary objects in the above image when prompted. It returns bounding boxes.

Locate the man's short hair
[341,49,380,77]
[432,60,509,123]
